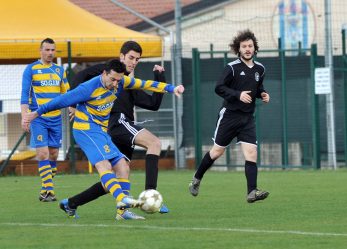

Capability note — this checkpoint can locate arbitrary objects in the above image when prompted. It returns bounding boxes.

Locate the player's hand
[153,64,165,73]
[22,112,38,132]
[174,85,185,97]
[21,118,30,132]
[261,92,270,103]
[24,112,38,123]
[68,107,76,122]
[240,91,252,103]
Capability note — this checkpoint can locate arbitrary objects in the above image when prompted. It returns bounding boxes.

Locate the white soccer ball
[138,189,163,213]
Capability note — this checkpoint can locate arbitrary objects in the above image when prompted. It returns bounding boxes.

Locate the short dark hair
[229,29,259,57]
[120,41,142,55]
[104,59,127,74]
[40,38,55,48]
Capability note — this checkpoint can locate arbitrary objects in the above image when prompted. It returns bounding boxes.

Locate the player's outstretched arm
[133,65,167,111]
[122,76,176,93]
[38,85,91,116]
[174,85,185,97]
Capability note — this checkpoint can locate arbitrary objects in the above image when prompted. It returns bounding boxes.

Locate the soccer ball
[138,189,163,213]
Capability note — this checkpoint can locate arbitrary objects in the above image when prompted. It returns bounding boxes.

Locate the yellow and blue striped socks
[100,171,125,202]
[50,160,57,177]
[118,178,131,196]
[38,160,54,194]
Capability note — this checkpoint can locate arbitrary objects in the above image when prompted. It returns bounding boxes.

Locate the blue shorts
[73,123,125,166]
[30,116,62,148]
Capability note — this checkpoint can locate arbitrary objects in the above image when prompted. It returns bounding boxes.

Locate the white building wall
[149,0,346,59]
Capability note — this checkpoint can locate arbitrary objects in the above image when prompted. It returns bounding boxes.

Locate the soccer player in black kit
[60,41,169,219]
[189,30,270,203]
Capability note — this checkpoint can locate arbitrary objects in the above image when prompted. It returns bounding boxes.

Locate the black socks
[145,154,159,190]
[195,152,215,180]
[68,182,107,209]
[245,160,258,194]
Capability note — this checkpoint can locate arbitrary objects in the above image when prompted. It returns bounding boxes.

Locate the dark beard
[241,54,253,61]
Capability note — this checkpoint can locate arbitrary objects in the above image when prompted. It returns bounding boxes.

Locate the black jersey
[215,58,266,113]
[71,63,165,121]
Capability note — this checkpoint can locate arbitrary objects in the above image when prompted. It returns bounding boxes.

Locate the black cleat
[247,189,269,203]
[188,177,201,197]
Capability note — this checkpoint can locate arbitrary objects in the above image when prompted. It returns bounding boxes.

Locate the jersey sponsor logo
[40,80,60,86]
[96,102,113,112]
[240,71,245,75]
[103,145,110,153]
[37,135,43,142]
[255,72,260,82]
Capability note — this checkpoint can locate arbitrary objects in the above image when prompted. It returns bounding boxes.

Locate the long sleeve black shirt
[215,58,266,114]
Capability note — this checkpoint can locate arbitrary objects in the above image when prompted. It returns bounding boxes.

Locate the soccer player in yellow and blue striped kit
[23,59,184,219]
[21,38,69,202]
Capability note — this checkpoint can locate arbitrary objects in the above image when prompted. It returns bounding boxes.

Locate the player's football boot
[39,192,57,202]
[59,199,79,219]
[188,177,201,197]
[46,192,57,202]
[39,192,47,201]
[116,209,145,220]
[159,203,169,214]
[116,196,143,210]
[247,189,270,203]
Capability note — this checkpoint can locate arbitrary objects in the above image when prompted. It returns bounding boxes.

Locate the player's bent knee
[244,151,257,162]
[210,148,225,159]
[112,159,130,178]
[95,160,112,172]
[114,166,130,179]
[151,137,161,150]
[36,150,49,161]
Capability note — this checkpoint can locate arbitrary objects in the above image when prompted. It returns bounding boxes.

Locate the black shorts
[213,108,257,147]
[108,113,144,159]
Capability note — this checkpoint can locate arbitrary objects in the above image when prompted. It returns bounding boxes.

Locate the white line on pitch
[1,222,346,237]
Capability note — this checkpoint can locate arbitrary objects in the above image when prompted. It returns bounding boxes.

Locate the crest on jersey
[55,68,60,74]
[255,72,260,82]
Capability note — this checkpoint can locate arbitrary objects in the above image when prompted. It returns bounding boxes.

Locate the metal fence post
[67,41,76,174]
[342,29,347,166]
[279,38,289,168]
[310,44,321,169]
[192,48,202,169]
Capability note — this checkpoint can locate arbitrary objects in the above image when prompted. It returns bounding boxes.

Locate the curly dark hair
[229,29,259,57]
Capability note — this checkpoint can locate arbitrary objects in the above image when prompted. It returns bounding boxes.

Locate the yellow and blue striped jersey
[37,75,175,131]
[21,60,70,118]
